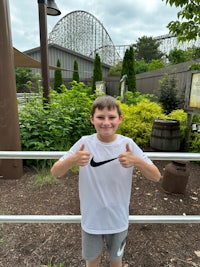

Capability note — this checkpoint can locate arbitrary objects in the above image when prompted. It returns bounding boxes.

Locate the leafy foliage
[148,60,165,71]
[18,80,199,169]
[189,114,200,153]
[158,73,179,114]
[108,61,123,76]
[121,46,136,93]
[19,82,95,167]
[54,59,63,93]
[122,91,155,105]
[188,63,200,71]
[168,109,187,142]
[168,47,192,64]
[134,36,164,63]
[15,67,35,92]
[117,99,163,148]
[164,0,200,42]
[92,53,102,92]
[73,59,80,82]
[135,60,149,74]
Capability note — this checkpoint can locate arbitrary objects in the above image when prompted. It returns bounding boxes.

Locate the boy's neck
[96,133,118,143]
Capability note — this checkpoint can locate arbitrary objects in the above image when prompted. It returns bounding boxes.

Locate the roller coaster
[49,10,200,65]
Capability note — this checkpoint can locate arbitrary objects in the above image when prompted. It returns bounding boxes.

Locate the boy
[51,95,161,267]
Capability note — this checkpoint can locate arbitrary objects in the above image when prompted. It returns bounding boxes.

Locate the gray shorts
[82,229,128,261]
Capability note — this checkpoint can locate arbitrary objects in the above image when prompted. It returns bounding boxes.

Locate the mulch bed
[0,160,199,267]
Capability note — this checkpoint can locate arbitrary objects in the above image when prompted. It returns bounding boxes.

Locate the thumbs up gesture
[118,143,134,168]
[75,144,90,166]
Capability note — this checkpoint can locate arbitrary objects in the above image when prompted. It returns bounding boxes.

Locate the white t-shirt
[60,134,152,234]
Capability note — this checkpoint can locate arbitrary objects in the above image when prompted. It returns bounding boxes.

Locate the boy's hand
[118,143,134,168]
[75,144,90,166]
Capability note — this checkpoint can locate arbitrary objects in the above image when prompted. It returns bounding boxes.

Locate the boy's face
[90,107,123,142]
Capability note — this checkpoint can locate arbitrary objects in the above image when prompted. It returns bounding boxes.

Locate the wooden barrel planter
[150,119,181,151]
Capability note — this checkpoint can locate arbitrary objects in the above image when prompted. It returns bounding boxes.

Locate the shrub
[189,114,200,153]
[167,109,187,140]
[123,91,155,105]
[54,59,63,93]
[19,83,95,167]
[158,73,179,114]
[118,99,163,148]
[189,132,200,153]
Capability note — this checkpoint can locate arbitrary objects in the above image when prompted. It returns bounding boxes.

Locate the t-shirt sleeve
[129,139,153,165]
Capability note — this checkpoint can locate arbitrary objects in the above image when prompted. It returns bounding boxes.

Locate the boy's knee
[86,254,101,267]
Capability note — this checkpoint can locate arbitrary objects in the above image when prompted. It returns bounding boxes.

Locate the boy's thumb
[126,143,131,152]
[79,144,85,151]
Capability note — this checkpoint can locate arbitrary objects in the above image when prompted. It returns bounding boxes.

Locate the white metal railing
[0,215,199,224]
[0,151,200,160]
[0,151,200,224]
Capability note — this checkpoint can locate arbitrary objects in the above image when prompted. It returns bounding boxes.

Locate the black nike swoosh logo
[90,157,117,167]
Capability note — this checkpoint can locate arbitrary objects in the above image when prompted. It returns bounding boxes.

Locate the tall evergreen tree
[127,46,136,92]
[54,59,63,93]
[120,46,136,94]
[73,59,80,82]
[92,53,102,92]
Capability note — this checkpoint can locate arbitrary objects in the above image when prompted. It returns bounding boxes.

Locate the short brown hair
[91,95,122,116]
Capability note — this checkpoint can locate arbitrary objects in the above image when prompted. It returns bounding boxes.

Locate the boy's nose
[103,118,110,125]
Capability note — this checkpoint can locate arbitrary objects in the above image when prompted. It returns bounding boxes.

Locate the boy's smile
[90,107,123,142]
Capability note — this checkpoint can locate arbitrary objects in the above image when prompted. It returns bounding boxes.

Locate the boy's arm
[118,143,161,182]
[51,144,90,177]
[130,157,161,182]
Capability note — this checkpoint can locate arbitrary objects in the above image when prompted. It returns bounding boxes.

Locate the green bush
[117,99,163,148]
[123,91,155,105]
[189,132,200,153]
[158,73,179,114]
[189,114,200,153]
[167,109,187,140]
[19,83,95,167]
[19,83,199,168]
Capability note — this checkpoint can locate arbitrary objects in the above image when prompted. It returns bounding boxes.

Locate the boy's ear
[119,115,123,123]
[90,115,94,124]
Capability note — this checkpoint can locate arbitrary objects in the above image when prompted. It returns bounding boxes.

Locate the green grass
[33,168,59,187]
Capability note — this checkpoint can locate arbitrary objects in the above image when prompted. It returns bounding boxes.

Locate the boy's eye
[96,116,116,120]
[97,116,104,120]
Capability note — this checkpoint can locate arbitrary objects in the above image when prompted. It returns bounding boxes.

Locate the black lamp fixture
[47,0,61,16]
[37,0,61,104]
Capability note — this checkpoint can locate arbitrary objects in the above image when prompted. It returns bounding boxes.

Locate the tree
[108,61,123,76]
[73,59,80,82]
[92,53,102,92]
[134,36,164,63]
[163,0,200,42]
[15,67,34,92]
[167,46,200,64]
[168,48,191,64]
[159,73,179,114]
[54,59,63,93]
[121,46,136,93]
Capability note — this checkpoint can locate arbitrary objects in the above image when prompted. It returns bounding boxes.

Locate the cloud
[9,0,179,51]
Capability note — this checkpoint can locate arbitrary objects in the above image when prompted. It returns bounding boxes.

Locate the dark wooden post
[0,0,23,179]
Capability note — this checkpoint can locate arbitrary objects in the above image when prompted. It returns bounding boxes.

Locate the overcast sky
[9,0,179,52]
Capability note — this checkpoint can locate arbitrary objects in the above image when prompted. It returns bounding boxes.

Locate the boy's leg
[82,230,103,267]
[86,255,101,267]
[105,230,128,267]
[110,258,122,267]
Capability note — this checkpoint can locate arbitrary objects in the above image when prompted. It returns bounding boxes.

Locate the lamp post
[37,0,61,104]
